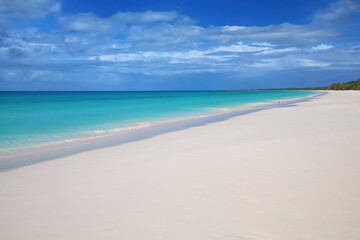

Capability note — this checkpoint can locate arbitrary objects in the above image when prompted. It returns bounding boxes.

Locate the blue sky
[0,0,359,90]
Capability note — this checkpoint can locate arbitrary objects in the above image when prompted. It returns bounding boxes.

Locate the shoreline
[0,90,318,155]
[0,91,322,172]
[0,91,359,239]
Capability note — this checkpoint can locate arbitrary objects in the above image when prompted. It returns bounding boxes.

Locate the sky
[0,0,359,90]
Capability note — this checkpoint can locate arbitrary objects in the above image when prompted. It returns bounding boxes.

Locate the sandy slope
[0,91,359,240]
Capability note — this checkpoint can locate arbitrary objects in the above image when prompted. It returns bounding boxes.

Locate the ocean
[0,90,315,153]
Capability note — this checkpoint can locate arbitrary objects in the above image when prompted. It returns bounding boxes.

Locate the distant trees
[253,78,360,90]
[324,79,360,90]
[272,78,360,90]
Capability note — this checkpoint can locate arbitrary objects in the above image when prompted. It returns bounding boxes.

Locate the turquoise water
[0,91,315,152]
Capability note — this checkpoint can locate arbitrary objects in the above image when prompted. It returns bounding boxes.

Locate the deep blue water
[0,91,315,152]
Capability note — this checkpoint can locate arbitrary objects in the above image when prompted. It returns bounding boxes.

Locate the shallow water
[0,90,315,152]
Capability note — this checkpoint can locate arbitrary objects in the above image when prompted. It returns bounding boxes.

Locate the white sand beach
[0,91,359,240]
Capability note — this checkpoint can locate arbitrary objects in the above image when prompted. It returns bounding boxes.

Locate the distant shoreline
[255,78,360,91]
[1,78,359,92]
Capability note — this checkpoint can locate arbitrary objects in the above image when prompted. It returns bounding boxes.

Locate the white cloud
[59,10,188,33]
[0,0,60,18]
[251,57,332,69]
[252,42,276,47]
[88,42,281,63]
[90,48,232,63]
[60,13,112,32]
[222,25,247,31]
[111,43,132,49]
[297,58,332,67]
[64,36,87,44]
[213,42,270,53]
[313,0,360,23]
[311,44,334,51]
[251,58,282,69]
[0,37,59,59]
[49,2,61,13]
[111,10,186,24]
[0,0,359,85]
[255,47,298,55]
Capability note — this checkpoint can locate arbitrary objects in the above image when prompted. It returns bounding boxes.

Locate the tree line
[267,78,360,90]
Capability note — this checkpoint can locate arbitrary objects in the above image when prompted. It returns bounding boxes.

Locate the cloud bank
[0,0,359,90]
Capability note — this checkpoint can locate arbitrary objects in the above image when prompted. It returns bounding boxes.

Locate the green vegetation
[267,78,360,90]
[321,78,360,90]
